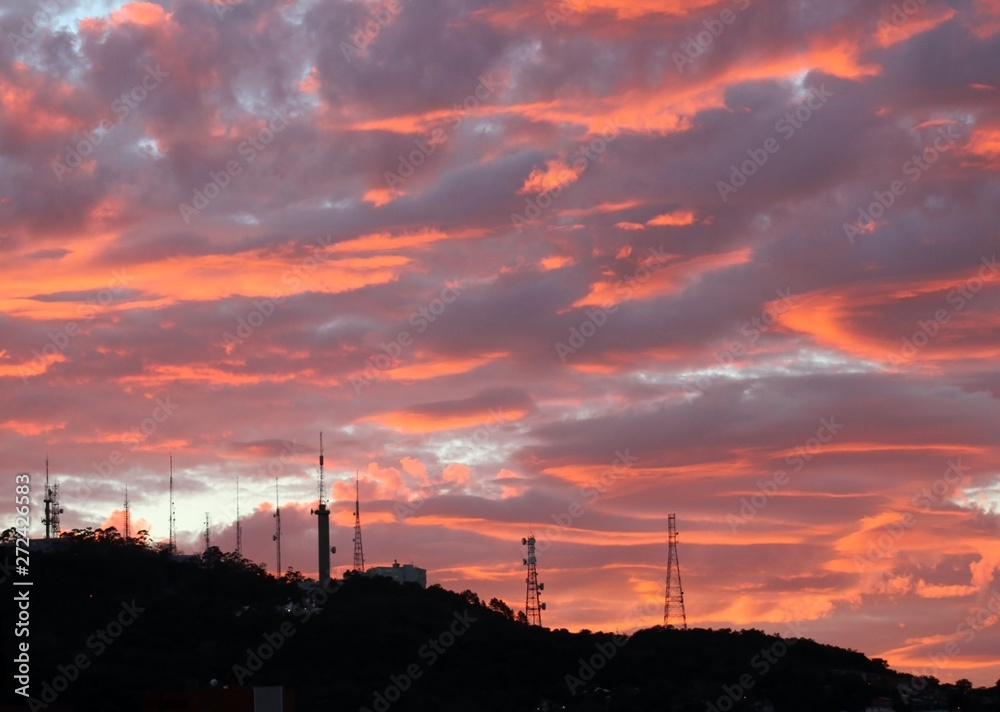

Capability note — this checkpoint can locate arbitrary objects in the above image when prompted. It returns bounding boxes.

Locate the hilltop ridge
[1,532,997,711]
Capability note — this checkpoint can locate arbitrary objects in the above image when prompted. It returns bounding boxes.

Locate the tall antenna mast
[124,485,131,540]
[42,456,63,539]
[663,512,687,629]
[522,534,546,626]
[353,470,365,572]
[204,512,211,552]
[318,432,326,506]
[43,456,52,539]
[235,476,243,557]
[168,454,176,554]
[273,478,282,577]
[310,432,333,582]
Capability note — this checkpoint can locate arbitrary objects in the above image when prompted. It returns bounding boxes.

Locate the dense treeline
[1,530,998,711]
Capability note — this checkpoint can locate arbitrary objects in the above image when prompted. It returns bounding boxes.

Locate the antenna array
[42,457,64,539]
[168,454,176,554]
[522,535,546,626]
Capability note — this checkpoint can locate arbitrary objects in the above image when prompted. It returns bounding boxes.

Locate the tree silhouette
[488,597,515,620]
[4,535,997,712]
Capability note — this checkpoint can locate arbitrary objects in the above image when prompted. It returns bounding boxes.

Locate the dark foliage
[1,539,996,712]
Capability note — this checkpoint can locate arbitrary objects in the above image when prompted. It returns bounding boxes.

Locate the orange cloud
[358,407,529,434]
[518,158,584,195]
[0,420,66,436]
[964,125,1000,169]
[780,269,1000,364]
[647,210,695,227]
[559,200,643,218]
[443,463,471,485]
[571,247,751,309]
[540,255,573,271]
[875,6,957,47]
[380,354,507,383]
[111,1,171,26]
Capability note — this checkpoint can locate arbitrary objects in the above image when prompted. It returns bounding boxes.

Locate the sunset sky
[3,0,1000,687]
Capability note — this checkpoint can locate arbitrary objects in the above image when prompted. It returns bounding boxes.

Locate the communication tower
[168,454,176,554]
[42,457,63,539]
[352,470,365,572]
[521,534,546,626]
[663,512,687,629]
[273,479,282,577]
[124,485,131,540]
[310,432,334,582]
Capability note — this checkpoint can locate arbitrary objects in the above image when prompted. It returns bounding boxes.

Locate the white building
[365,560,427,588]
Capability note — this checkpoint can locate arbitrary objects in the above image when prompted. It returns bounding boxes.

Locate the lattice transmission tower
[521,534,546,626]
[663,512,687,629]
[352,471,365,572]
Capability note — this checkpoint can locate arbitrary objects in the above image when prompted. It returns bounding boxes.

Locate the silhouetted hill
[2,535,997,712]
